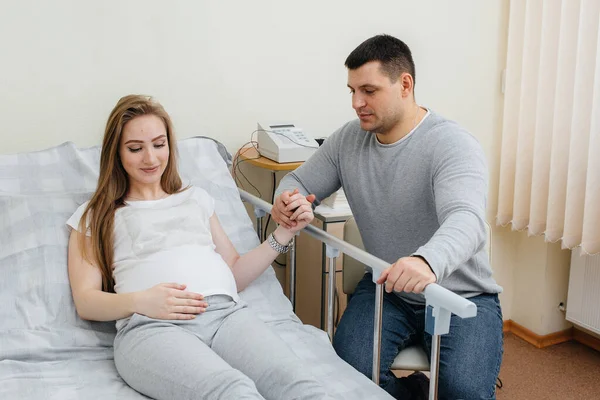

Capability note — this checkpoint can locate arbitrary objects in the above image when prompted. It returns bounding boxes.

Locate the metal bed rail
[239,189,477,400]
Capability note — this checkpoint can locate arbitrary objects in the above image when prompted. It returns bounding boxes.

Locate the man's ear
[400,72,414,97]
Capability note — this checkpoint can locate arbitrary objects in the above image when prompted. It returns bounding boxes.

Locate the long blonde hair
[79,95,184,292]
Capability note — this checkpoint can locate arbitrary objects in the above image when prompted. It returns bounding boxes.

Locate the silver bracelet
[267,232,293,253]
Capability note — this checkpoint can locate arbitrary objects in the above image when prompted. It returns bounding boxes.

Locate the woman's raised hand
[134,283,208,320]
[284,192,315,233]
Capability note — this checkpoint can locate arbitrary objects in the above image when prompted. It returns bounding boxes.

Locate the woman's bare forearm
[73,289,138,321]
[231,226,294,291]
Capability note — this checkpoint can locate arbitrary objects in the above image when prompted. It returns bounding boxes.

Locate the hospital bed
[0,136,475,399]
[0,136,393,399]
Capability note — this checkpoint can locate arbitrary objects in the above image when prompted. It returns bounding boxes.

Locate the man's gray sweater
[275,111,502,304]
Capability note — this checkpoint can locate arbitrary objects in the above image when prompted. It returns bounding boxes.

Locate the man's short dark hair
[345,34,416,84]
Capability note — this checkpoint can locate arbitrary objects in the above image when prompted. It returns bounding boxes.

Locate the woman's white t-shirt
[67,187,239,302]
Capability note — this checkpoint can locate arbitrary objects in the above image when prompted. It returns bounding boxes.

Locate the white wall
[0,0,507,155]
[510,231,572,335]
[1,1,518,317]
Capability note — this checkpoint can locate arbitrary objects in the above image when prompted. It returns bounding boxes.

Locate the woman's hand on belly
[133,283,208,320]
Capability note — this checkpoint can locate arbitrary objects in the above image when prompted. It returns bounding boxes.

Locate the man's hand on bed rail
[376,256,437,294]
[134,283,208,320]
[272,189,316,230]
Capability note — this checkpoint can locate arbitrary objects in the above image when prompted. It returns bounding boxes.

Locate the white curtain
[497,0,600,255]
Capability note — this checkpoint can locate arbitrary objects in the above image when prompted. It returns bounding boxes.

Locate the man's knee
[332,331,372,377]
[332,296,376,376]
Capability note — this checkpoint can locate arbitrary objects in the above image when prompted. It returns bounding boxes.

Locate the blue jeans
[333,273,503,400]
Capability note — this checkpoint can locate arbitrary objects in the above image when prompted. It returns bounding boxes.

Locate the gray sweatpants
[114,295,334,400]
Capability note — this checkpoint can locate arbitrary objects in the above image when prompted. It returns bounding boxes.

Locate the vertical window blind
[497,0,600,255]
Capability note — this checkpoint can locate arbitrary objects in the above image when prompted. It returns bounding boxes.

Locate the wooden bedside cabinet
[288,207,353,332]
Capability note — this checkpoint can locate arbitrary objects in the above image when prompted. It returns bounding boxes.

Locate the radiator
[566,252,600,335]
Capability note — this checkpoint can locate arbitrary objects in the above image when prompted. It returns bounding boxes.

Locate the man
[272,34,503,400]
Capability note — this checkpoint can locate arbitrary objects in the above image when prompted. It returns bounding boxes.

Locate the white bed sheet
[0,137,392,399]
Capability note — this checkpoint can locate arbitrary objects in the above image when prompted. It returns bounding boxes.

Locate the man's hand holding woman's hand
[272,189,316,230]
[134,283,207,320]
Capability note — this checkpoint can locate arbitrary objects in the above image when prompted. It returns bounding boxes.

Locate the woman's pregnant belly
[112,244,239,298]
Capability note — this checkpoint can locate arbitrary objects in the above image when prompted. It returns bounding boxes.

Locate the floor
[394,332,600,399]
[495,333,600,400]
